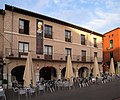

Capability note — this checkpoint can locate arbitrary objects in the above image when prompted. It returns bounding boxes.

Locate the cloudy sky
[0,0,120,34]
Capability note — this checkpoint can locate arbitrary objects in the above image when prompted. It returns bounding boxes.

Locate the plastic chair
[18,88,27,100]
[0,86,6,100]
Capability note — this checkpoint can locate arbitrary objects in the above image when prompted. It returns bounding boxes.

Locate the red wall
[103,28,120,63]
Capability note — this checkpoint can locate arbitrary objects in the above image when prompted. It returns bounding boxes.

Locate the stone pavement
[4,79,120,100]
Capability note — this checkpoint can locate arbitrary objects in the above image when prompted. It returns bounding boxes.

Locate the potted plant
[2,79,8,89]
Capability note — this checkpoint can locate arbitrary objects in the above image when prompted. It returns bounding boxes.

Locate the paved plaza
[3,79,120,100]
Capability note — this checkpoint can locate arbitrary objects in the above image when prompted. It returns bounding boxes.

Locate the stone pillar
[75,70,78,77]
[35,72,39,82]
[57,68,61,79]
[117,62,120,76]
[8,73,12,88]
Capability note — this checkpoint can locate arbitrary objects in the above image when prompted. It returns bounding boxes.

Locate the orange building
[103,27,120,74]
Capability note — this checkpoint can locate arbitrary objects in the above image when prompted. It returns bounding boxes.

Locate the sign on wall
[36,19,43,54]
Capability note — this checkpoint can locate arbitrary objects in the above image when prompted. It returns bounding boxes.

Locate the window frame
[110,51,113,58]
[19,18,29,35]
[94,52,97,58]
[110,40,113,48]
[81,34,86,45]
[44,45,53,60]
[81,50,86,61]
[94,38,97,47]
[18,42,29,56]
[44,25,53,38]
[65,48,72,60]
[65,30,71,42]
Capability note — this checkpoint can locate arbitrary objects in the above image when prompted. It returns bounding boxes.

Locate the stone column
[57,68,62,79]
[117,62,120,76]
[75,70,78,77]
[8,73,12,88]
[35,72,39,82]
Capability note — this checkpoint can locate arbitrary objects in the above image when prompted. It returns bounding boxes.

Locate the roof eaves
[5,4,103,37]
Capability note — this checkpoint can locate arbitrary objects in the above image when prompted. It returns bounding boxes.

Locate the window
[94,38,97,47]
[110,51,113,58]
[44,25,52,38]
[19,19,29,34]
[94,52,97,58]
[81,34,86,45]
[65,48,71,60]
[44,45,53,60]
[65,48,71,56]
[81,50,86,61]
[18,42,29,56]
[65,30,71,42]
[110,40,113,48]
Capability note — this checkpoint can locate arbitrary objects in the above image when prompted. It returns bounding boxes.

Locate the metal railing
[5,48,103,62]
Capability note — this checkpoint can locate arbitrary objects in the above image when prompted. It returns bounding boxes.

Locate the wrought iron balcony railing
[5,48,103,63]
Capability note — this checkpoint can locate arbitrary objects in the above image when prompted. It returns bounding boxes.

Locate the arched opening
[61,67,75,78]
[78,67,89,78]
[11,65,25,85]
[39,66,57,80]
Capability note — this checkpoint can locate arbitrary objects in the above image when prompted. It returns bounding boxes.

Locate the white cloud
[82,9,120,33]
[12,0,119,33]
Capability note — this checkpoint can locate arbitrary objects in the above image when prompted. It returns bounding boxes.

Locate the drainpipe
[10,7,14,56]
[90,31,93,76]
[2,10,5,58]
[2,10,5,83]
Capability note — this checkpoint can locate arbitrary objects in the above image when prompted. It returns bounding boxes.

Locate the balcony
[65,38,71,42]
[5,48,103,63]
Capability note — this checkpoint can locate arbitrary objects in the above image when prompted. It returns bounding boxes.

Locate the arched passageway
[39,67,57,80]
[78,67,89,78]
[61,67,75,78]
[11,66,25,85]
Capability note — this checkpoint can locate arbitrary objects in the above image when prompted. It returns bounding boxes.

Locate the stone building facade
[0,5,103,87]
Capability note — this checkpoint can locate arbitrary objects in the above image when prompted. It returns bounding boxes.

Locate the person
[37,21,43,34]
[12,79,18,88]
[96,74,99,84]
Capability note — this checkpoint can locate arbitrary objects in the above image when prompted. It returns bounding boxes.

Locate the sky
[0,0,120,34]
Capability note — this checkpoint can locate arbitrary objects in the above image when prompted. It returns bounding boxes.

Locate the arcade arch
[61,67,75,78]
[78,67,89,78]
[11,65,25,85]
[39,66,57,80]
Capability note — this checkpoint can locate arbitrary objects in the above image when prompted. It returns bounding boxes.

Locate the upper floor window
[65,48,71,56]
[81,34,86,45]
[65,48,71,60]
[94,38,97,47]
[44,25,52,38]
[110,51,113,58]
[110,40,113,48]
[65,30,71,42]
[19,19,29,35]
[44,45,53,60]
[94,52,97,58]
[18,42,29,56]
[81,50,86,61]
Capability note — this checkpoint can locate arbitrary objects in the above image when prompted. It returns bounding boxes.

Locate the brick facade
[0,5,103,87]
